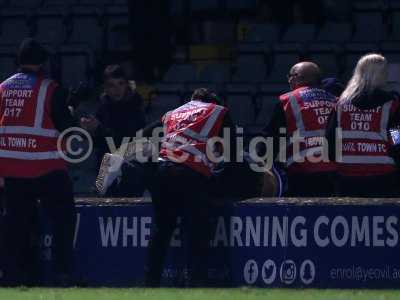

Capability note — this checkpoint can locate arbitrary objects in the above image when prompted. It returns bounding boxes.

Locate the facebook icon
[244,260,259,285]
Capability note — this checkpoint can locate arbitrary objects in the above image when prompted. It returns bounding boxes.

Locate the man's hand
[80,115,100,132]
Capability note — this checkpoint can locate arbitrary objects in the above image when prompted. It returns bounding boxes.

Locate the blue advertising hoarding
[4,198,400,287]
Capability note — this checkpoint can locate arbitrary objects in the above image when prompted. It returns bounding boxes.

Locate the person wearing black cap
[322,77,345,98]
[0,38,76,286]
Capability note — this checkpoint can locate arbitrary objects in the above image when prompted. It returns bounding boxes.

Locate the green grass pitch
[0,288,400,300]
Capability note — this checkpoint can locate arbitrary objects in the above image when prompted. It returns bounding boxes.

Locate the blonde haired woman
[326,53,400,197]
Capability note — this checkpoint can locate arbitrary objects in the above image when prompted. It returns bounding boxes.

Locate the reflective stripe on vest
[180,144,212,167]
[287,129,326,145]
[0,149,61,160]
[286,93,326,152]
[161,101,226,176]
[286,146,325,166]
[288,93,306,133]
[282,90,336,173]
[337,101,395,166]
[0,79,60,160]
[288,94,327,138]
[162,142,211,167]
[0,126,59,137]
[341,130,383,140]
[341,155,395,165]
[287,94,325,165]
[0,79,59,138]
[380,101,391,142]
[35,79,51,127]
[338,101,391,142]
[182,105,225,142]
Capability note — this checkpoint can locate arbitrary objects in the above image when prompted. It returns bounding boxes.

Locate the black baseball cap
[18,38,50,66]
[322,77,345,97]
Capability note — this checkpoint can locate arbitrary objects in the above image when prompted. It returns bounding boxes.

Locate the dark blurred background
[2,0,399,194]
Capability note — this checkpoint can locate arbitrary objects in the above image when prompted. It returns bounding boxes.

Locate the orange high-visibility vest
[0,72,67,178]
[280,86,337,174]
[160,100,227,177]
[336,99,399,176]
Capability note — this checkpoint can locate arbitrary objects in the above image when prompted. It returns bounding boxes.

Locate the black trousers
[2,170,76,286]
[335,172,400,198]
[287,172,336,197]
[145,162,212,287]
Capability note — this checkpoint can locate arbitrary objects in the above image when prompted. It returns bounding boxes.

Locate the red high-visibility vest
[336,99,399,176]
[280,86,337,174]
[160,100,227,177]
[0,72,67,178]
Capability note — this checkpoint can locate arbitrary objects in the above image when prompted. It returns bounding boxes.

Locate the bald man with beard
[261,62,338,197]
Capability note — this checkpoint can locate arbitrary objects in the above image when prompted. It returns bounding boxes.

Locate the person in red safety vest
[144,88,235,287]
[262,62,338,197]
[0,38,76,286]
[159,97,227,178]
[0,65,65,178]
[326,53,400,197]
